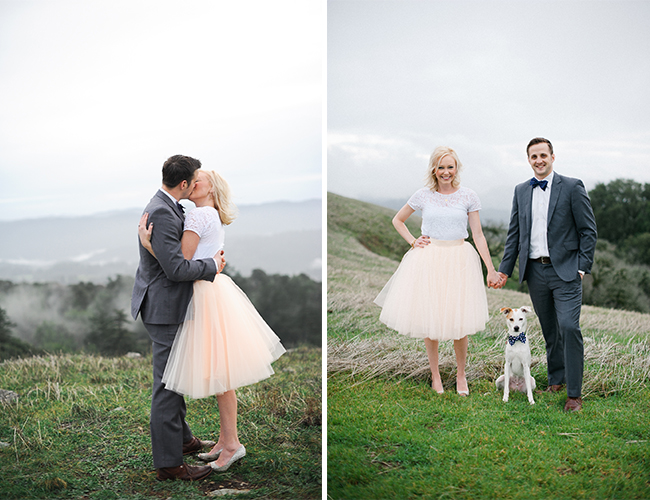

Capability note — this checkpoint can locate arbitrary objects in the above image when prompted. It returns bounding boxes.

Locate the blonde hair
[203,170,237,225]
[424,146,462,191]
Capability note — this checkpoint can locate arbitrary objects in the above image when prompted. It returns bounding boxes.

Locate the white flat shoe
[198,448,223,462]
[210,445,246,472]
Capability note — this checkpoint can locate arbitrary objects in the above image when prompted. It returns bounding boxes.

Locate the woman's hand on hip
[412,235,430,248]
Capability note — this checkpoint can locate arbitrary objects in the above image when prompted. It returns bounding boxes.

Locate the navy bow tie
[508,332,527,346]
[176,202,185,214]
[530,178,548,190]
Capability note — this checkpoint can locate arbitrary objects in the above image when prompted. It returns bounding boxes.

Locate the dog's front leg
[502,362,510,403]
[523,364,535,405]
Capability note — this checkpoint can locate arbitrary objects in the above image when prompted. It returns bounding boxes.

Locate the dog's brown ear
[500,307,512,315]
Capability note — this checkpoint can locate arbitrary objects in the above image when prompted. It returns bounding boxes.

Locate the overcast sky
[0,0,323,221]
[328,0,650,216]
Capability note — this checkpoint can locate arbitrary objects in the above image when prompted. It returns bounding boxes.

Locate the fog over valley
[0,199,322,284]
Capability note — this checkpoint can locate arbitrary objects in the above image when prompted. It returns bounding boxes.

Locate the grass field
[327,192,650,499]
[0,347,321,499]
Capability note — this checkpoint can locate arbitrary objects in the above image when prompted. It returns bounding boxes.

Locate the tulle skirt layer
[374,239,488,340]
[162,275,285,398]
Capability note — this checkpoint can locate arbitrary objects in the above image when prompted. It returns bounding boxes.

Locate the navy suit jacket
[499,172,597,283]
[131,190,217,326]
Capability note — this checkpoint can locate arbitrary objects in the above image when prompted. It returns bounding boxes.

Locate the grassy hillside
[0,347,321,499]
[328,192,422,262]
[327,192,650,499]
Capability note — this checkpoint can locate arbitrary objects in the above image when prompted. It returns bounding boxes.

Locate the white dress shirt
[529,171,554,259]
[159,187,179,205]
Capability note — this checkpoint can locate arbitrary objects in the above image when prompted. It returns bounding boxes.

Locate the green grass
[328,192,421,262]
[327,192,650,499]
[0,347,321,499]
[328,376,650,500]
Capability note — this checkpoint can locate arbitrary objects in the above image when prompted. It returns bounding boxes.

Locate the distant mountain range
[0,199,322,283]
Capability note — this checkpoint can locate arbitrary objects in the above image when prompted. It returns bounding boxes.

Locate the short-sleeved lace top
[407,186,481,240]
[184,206,225,260]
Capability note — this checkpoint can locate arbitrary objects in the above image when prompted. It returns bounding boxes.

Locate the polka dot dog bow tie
[508,332,527,345]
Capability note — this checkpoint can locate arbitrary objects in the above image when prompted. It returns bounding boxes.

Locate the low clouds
[328,0,650,210]
[0,1,322,221]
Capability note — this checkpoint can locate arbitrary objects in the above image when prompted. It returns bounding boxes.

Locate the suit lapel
[155,190,185,222]
[547,173,562,226]
[521,182,533,231]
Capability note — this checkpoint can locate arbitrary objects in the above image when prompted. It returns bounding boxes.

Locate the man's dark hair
[527,137,554,156]
[162,155,202,188]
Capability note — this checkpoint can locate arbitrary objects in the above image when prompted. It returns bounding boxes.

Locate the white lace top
[407,186,481,240]
[184,206,225,260]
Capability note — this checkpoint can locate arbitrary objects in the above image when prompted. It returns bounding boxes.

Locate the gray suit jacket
[499,173,597,283]
[131,190,217,326]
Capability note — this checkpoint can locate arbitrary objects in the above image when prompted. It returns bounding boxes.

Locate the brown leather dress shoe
[564,397,582,412]
[182,437,204,455]
[156,463,212,481]
[536,384,564,394]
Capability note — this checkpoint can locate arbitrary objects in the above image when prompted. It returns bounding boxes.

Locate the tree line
[0,269,321,361]
[584,178,650,312]
[588,179,650,266]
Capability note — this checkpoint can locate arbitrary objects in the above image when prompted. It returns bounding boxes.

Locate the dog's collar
[508,332,527,345]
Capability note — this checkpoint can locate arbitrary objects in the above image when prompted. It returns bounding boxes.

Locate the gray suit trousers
[525,260,584,398]
[145,322,193,469]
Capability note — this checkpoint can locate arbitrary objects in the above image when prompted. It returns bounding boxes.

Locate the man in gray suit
[495,138,597,412]
[131,155,225,480]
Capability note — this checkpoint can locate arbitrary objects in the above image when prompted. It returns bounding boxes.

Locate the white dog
[495,306,536,405]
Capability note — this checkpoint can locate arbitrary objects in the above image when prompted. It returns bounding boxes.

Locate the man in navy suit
[495,138,597,412]
[132,155,224,480]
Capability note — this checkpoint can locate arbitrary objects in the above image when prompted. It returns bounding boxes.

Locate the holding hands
[489,271,508,289]
[486,269,500,288]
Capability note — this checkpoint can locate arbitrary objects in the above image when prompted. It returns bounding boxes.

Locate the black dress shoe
[156,463,212,481]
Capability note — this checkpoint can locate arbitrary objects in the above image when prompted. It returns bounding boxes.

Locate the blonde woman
[374,147,501,395]
[139,169,285,472]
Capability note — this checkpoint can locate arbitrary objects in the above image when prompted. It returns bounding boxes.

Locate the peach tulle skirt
[374,239,488,340]
[162,275,285,398]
